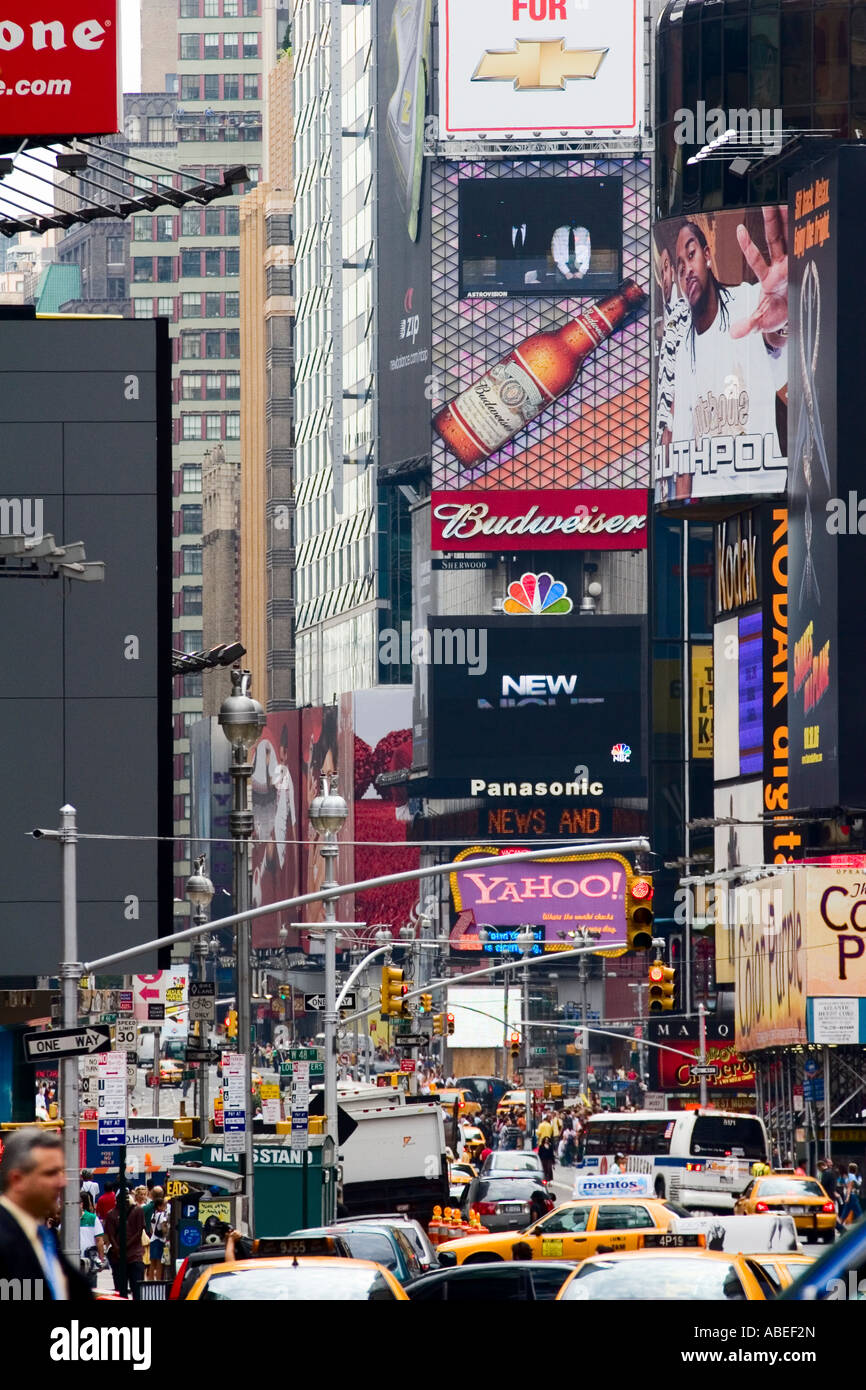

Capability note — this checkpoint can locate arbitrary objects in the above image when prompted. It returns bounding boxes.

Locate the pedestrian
[79,1191,106,1289]
[499,1113,522,1151]
[0,1128,92,1302]
[536,1112,554,1146]
[80,1169,100,1205]
[538,1135,556,1184]
[609,1151,626,1174]
[143,1187,170,1282]
[95,1179,116,1223]
[103,1194,146,1299]
[839,1163,863,1226]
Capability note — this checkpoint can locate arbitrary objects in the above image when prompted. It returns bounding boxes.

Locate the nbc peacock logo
[503,572,573,616]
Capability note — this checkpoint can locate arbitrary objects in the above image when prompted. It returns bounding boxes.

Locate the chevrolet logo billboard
[473,39,608,92]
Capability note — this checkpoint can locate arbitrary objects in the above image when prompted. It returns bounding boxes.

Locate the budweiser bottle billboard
[433,280,646,467]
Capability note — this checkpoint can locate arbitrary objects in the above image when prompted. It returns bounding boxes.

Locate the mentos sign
[0,7,120,138]
[572,1174,653,1199]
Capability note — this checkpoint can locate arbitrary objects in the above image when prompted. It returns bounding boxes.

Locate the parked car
[458,1175,554,1232]
[331,1214,439,1274]
[407,1260,578,1301]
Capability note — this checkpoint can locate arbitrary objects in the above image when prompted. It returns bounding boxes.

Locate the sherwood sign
[0,5,120,139]
[431,490,648,552]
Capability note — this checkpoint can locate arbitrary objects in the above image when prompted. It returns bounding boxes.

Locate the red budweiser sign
[0,6,120,138]
[431,489,648,552]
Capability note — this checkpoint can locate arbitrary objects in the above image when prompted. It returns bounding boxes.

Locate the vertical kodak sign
[762,507,802,863]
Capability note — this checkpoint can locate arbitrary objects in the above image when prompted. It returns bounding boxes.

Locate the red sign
[431,489,648,552]
[656,1038,755,1092]
[399,1059,416,1073]
[0,6,120,139]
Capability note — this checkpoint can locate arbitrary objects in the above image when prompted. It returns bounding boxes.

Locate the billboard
[190,718,234,917]
[450,848,633,950]
[803,870,866,1023]
[0,4,121,142]
[250,715,301,951]
[762,507,802,864]
[426,615,646,795]
[649,1022,755,1095]
[430,488,648,551]
[298,698,355,933]
[376,0,433,469]
[0,317,172,973]
[653,208,789,504]
[437,0,643,139]
[734,874,806,1053]
[431,158,651,492]
[353,688,418,935]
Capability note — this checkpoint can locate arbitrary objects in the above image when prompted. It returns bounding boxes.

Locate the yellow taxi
[748,1252,815,1297]
[734,1175,836,1242]
[146,1058,183,1087]
[496,1089,531,1118]
[555,1248,770,1301]
[186,1255,409,1300]
[438,1195,687,1264]
[436,1087,482,1120]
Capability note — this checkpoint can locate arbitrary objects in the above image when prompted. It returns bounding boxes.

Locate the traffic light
[226,1009,238,1038]
[627,874,654,951]
[433,1013,445,1036]
[446,1013,455,1036]
[380,965,409,1017]
[509,1031,520,1061]
[419,993,433,1014]
[278,985,290,1000]
[648,961,675,1012]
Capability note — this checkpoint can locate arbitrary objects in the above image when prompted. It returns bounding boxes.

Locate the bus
[575,1110,770,1212]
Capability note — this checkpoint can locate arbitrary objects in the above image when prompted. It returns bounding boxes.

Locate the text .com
[0,78,71,97]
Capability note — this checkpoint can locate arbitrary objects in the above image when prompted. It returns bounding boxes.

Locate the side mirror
[437,1249,457,1268]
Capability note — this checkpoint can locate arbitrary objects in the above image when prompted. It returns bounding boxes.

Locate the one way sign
[305,994,326,1011]
[23,1025,112,1061]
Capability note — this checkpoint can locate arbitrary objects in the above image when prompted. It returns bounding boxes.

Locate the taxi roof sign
[571,1172,653,1199]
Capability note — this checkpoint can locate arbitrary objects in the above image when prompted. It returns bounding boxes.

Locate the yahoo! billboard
[450,848,632,949]
[0,6,120,141]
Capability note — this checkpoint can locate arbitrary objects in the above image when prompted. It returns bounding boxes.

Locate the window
[182,415,203,440]
[203,33,220,59]
[182,375,203,400]
[594,1204,656,1233]
[182,465,202,492]
[534,1206,590,1235]
[205,250,221,277]
[157,297,174,318]
[223,32,238,59]
[205,292,222,317]
[181,504,203,533]
[225,412,240,439]
[223,74,239,100]
[182,628,204,652]
[205,331,222,358]
[182,586,203,614]
[156,257,174,282]
[205,374,222,399]
[690,1117,767,1162]
[179,0,198,15]
[224,292,239,318]
[182,546,203,574]
[224,248,239,276]
[133,219,152,240]
[203,0,218,14]
[180,33,199,60]
[224,208,239,236]
[243,74,259,100]
[224,0,239,14]
[243,32,259,59]
[204,209,222,236]
[204,73,219,100]
[132,257,153,282]
[243,0,258,13]
[182,210,200,236]
[181,250,201,277]
[205,414,222,440]
[181,332,202,358]
[134,299,152,319]
[106,237,124,263]
[108,278,125,301]
[225,329,239,357]
[225,372,240,399]
[182,292,201,317]
[156,216,174,241]
[180,75,200,101]
[182,675,202,700]
[148,117,171,142]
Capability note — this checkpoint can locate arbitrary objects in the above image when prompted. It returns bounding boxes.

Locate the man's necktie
[37,1225,65,1300]
[568,226,576,271]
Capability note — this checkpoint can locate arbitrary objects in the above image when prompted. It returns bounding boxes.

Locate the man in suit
[0,1127,93,1301]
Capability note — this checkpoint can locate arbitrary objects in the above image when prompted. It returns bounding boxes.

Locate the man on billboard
[655,208,788,500]
[550,223,592,282]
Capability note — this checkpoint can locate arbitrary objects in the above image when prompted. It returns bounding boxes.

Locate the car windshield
[759,1180,824,1198]
[200,1266,398,1300]
[477,1179,541,1200]
[486,1153,542,1172]
[339,1233,399,1271]
[561,1257,748,1301]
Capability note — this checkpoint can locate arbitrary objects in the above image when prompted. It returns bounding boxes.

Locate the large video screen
[459,177,623,298]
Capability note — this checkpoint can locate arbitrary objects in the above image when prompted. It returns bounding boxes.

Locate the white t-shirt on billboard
[670,280,787,495]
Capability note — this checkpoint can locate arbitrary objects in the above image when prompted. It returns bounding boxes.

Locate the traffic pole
[59,805,81,1268]
[698,1002,708,1107]
[117,1143,128,1299]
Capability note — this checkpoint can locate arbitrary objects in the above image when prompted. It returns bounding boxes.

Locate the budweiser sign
[0,5,120,139]
[431,489,648,552]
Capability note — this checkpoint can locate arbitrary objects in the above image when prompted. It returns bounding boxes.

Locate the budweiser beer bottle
[433,280,646,467]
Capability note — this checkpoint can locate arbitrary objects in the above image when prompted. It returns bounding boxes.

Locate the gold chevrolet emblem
[473,38,608,91]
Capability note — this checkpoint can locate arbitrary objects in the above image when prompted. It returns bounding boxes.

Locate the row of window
[124,116,174,144]
[180,73,260,101]
[181,291,241,318]
[180,372,240,400]
[181,164,260,189]
[180,0,259,16]
[178,412,241,440]
[134,297,177,319]
[178,328,241,359]
[134,208,240,241]
[177,121,262,144]
[179,32,260,61]
[135,249,240,280]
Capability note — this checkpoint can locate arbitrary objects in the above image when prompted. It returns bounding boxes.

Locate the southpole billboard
[0,5,121,142]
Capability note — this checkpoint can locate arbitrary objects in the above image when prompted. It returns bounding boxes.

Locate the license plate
[499,1203,525,1213]
[788,1207,808,1216]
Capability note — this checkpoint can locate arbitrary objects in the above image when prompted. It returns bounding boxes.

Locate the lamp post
[185,856,214,1141]
[218,668,264,1234]
[307,774,349,1148]
[516,927,537,1150]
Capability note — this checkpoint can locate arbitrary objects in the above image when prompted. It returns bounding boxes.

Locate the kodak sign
[0,6,120,139]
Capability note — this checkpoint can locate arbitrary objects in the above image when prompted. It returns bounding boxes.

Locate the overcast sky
[121,0,142,93]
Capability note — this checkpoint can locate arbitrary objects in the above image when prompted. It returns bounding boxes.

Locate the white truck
[333,1085,449,1227]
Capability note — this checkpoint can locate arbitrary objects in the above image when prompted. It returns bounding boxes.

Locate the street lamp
[185,857,214,1139]
[218,668,264,1234]
[516,927,536,1150]
[308,773,349,1152]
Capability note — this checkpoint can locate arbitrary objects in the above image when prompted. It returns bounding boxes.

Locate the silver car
[461,1176,553,1232]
